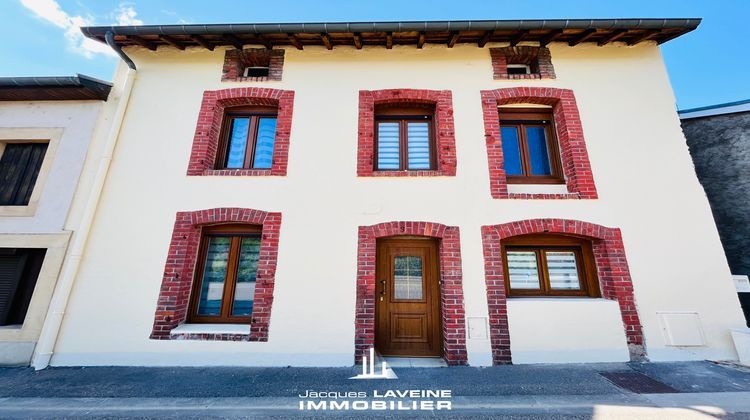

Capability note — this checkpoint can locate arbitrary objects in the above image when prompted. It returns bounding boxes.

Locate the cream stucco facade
[48,41,746,367]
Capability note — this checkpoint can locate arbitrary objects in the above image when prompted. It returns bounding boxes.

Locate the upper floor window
[217,107,277,170]
[500,108,563,184]
[221,48,285,82]
[375,104,435,171]
[0,142,48,206]
[502,234,600,297]
[189,224,261,324]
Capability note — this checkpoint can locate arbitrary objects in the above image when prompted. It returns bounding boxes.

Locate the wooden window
[499,108,563,184]
[0,248,46,326]
[0,142,48,206]
[188,224,262,324]
[375,105,436,171]
[502,234,600,297]
[216,106,277,170]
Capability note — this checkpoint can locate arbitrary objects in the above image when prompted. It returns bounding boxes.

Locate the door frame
[354,222,468,366]
[375,237,443,357]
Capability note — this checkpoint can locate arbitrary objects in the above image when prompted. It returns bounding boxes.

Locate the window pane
[546,251,582,290]
[232,237,260,316]
[394,256,423,300]
[526,126,552,175]
[377,122,400,170]
[407,122,431,170]
[197,237,231,316]
[507,251,540,289]
[252,118,276,169]
[501,127,523,175]
[226,118,250,169]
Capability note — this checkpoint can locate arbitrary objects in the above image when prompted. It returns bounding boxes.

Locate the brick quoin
[481,219,645,365]
[480,87,597,199]
[187,87,294,176]
[358,89,457,177]
[150,208,282,342]
[355,222,468,365]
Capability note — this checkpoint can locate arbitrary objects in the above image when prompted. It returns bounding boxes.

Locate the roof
[81,18,701,51]
[0,74,113,101]
[679,99,750,120]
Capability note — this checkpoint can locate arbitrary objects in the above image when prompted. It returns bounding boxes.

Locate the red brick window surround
[222,48,285,82]
[481,87,598,199]
[187,87,294,176]
[481,219,645,365]
[150,208,282,342]
[489,46,556,80]
[355,222,468,365]
[358,89,457,177]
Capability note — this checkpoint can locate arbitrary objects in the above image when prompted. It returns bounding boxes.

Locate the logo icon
[349,348,398,379]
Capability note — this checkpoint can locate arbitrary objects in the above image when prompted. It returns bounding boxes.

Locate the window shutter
[0,143,48,206]
[0,251,27,325]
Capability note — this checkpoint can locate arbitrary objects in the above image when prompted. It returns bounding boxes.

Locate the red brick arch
[480,87,597,199]
[481,219,645,364]
[150,207,281,341]
[355,221,467,365]
[358,89,457,177]
[187,87,294,176]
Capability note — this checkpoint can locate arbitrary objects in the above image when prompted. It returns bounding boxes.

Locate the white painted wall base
[731,328,750,366]
[0,341,36,366]
[508,299,629,364]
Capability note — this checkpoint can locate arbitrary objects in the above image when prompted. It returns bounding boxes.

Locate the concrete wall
[50,41,747,366]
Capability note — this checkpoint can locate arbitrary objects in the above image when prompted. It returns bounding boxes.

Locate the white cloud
[114,4,143,26]
[19,0,144,59]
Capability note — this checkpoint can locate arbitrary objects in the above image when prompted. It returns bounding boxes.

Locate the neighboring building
[0,75,112,365]
[32,18,747,368]
[680,100,750,326]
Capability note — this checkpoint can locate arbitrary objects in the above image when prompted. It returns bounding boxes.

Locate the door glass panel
[252,117,277,169]
[232,237,260,316]
[507,251,540,289]
[526,126,552,175]
[501,126,523,175]
[393,255,423,300]
[377,122,400,170]
[197,237,231,315]
[226,118,250,168]
[546,251,581,290]
[407,122,431,169]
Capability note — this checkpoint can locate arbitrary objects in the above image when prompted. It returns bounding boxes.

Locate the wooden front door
[375,238,442,357]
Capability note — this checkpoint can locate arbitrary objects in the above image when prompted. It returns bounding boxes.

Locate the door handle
[380,280,386,295]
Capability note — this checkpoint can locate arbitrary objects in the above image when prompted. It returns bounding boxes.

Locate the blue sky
[2,0,748,109]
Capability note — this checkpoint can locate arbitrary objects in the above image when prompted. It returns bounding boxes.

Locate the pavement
[0,360,749,418]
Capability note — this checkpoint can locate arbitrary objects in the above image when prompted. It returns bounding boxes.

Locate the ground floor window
[0,248,46,326]
[189,225,261,324]
[502,234,600,297]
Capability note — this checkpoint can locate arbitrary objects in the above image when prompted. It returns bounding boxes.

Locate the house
[0,75,112,365]
[680,100,750,326]
[27,18,748,368]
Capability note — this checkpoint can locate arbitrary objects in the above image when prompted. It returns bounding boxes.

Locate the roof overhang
[81,18,701,51]
[679,99,750,120]
[0,74,113,101]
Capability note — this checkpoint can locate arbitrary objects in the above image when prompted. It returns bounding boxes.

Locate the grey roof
[679,99,750,120]
[80,18,701,51]
[0,74,112,101]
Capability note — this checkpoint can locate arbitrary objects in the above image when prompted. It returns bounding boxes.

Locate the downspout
[31,32,136,369]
